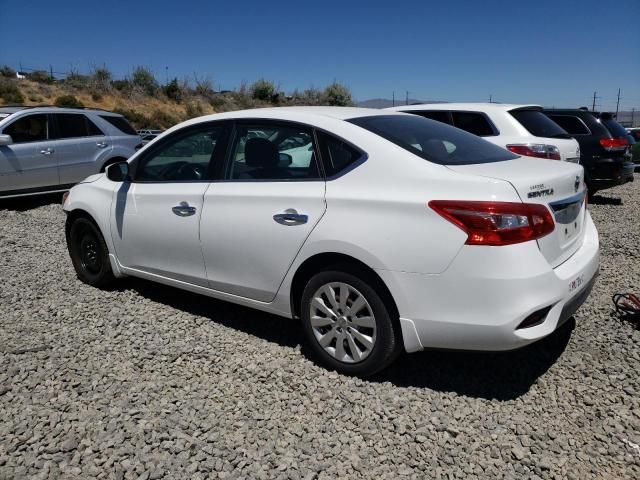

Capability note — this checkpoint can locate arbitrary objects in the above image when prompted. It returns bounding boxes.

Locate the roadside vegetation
[0,65,353,129]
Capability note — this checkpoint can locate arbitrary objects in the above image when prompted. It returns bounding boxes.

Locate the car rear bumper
[586,158,635,190]
[378,212,600,353]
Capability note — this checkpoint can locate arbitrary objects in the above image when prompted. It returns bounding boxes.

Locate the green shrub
[90,67,112,91]
[111,79,131,92]
[632,143,640,161]
[64,72,90,89]
[323,82,352,106]
[185,102,204,118]
[163,78,182,102]
[27,70,53,84]
[0,65,16,78]
[112,107,149,129]
[0,80,24,104]
[54,95,84,108]
[131,66,158,96]
[149,109,178,129]
[251,79,276,101]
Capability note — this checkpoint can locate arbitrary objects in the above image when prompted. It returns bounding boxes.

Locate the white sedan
[63,107,599,376]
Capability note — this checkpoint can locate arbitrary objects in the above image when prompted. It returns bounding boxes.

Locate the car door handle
[172,202,197,217]
[96,142,108,148]
[273,209,308,226]
[39,148,54,155]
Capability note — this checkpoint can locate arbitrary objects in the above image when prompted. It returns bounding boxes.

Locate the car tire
[300,268,401,376]
[67,217,115,288]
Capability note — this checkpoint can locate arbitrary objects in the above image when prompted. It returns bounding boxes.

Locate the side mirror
[106,161,130,182]
[0,134,13,146]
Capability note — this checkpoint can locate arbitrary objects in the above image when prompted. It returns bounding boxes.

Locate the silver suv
[0,106,141,198]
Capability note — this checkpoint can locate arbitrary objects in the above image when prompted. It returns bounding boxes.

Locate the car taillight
[428,200,555,246]
[506,144,561,160]
[599,137,628,151]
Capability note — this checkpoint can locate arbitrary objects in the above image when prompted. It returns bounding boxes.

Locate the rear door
[200,120,326,301]
[52,113,113,184]
[0,113,58,193]
[110,122,229,285]
[447,157,587,267]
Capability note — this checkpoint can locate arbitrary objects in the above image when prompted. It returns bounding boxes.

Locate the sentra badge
[527,184,554,199]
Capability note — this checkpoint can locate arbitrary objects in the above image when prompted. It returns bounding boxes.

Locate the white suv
[0,106,141,198]
[387,103,581,163]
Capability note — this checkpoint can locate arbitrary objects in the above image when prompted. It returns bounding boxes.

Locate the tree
[163,78,182,102]
[131,66,158,95]
[251,79,276,101]
[323,82,352,106]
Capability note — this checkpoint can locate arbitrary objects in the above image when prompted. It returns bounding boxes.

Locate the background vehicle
[139,133,159,147]
[543,109,636,190]
[0,106,140,198]
[386,103,581,163]
[63,107,598,376]
[137,129,163,136]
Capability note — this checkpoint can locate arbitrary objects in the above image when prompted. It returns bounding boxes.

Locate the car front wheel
[301,269,401,376]
[67,217,115,288]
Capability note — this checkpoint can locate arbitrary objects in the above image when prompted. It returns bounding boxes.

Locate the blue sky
[1,0,639,109]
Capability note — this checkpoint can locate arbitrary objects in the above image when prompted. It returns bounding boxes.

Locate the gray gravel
[1,181,639,480]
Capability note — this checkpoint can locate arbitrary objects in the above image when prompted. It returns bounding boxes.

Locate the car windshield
[348,114,519,165]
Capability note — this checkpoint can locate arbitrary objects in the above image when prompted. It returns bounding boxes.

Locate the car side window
[52,113,105,139]
[227,123,320,180]
[547,115,590,135]
[316,130,363,177]
[3,114,49,143]
[412,110,453,126]
[135,126,225,182]
[451,112,496,136]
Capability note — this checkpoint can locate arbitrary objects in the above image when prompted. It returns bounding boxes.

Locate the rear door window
[409,110,453,126]
[52,113,104,139]
[349,114,518,165]
[509,109,570,138]
[546,115,591,135]
[451,112,497,136]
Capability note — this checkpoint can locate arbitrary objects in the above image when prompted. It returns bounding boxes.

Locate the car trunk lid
[447,157,587,268]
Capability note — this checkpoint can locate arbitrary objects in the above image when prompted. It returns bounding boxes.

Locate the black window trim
[449,110,500,137]
[130,120,231,184]
[314,127,368,181]
[546,114,592,136]
[218,118,325,183]
[1,112,51,144]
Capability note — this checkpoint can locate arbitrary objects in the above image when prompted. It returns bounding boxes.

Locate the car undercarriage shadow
[589,193,623,205]
[0,192,63,211]
[121,277,574,400]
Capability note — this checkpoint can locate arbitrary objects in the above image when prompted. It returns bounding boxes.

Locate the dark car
[543,109,635,193]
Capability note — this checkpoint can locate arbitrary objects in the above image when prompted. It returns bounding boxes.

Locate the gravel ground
[1,181,639,480]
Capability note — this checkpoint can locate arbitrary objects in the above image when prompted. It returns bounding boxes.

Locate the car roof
[0,106,121,116]
[386,102,542,113]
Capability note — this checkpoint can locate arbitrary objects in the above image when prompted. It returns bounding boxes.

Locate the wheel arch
[289,252,400,323]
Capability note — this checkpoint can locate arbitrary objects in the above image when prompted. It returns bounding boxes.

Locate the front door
[201,121,326,301]
[0,113,58,193]
[110,123,229,285]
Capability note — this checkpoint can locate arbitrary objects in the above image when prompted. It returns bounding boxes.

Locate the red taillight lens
[506,144,561,160]
[599,137,628,151]
[428,200,555,246]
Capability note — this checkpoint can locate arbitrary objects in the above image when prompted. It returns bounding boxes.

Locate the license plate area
[550,192,585,244]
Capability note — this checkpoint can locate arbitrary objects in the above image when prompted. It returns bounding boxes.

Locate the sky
[1,0,639,110]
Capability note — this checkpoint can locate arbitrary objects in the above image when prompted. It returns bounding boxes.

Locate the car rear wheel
[301,269,401,376]
[67,217,115,288]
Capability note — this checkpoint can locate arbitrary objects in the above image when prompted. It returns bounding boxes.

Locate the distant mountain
[356,98,448,109]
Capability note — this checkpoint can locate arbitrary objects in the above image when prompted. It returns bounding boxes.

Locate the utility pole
[392,91,395,107]
[49,65,53,81]
[405,90,409,105]
[489,94,492,103]
[615,88,621,116]
[632,108,636,126]
[591,91,598,112]
[165,66,169,85]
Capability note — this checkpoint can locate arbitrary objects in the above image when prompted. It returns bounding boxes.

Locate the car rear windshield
[348,115,519,165]
[509,109,570,139]
[599,115,629,138]
[99,115,137,135]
